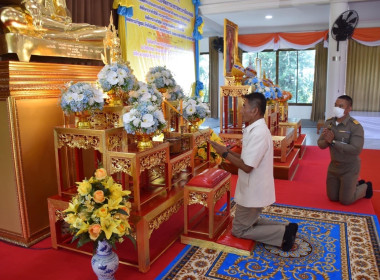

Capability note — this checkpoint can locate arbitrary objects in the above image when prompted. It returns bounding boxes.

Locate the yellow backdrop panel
[119,0,195,94]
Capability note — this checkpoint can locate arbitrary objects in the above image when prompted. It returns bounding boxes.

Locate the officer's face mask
[333,106,345,118]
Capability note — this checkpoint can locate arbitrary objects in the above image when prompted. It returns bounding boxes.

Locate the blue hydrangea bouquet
[128,81,163,106]
[122,101,167,135]
[60,82,104,114]
[145,66,176,91]
[165,85,185,101]
[181,97,211,122]
[97,62,137,92]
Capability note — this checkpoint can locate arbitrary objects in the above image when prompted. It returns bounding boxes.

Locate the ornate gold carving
[148,199,183,236]
[220,86,250,97]
[219,137,242,147]
[172,156,191,176]
[107,134,122,152]
[55,209,66,222]
[224,76,236,86]
[214,181,230,204]
[140,150,167,173]
[189,192,208,207]
[110,157,132,176]
[91,112,121,129]
[273,140,282,149]
[57,134,101,150]
[195,133,208,147]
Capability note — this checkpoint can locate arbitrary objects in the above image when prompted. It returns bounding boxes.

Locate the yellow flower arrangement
[64,168,134,248]
[196,129,223,165]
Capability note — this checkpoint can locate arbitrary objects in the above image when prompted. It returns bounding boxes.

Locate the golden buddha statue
[0,0,107,41]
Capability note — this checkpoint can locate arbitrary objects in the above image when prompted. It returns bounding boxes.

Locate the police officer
[318,95,372,205]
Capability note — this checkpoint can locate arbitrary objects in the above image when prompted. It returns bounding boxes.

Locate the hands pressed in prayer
[322,128,334,144]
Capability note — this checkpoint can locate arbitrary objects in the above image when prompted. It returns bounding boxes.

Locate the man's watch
[222,150,229,159]
[331,140,336,147]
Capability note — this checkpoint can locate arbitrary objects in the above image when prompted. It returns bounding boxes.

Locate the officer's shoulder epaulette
[350,117,360,125]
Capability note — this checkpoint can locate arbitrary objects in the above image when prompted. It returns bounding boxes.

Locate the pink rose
[94,168,107,180]
[88,224,102,241]
[93,190,105,203]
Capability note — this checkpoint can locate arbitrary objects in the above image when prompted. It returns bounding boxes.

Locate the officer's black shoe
[365,182,373,199]
[281,223,298,252]
[358,179,366,185]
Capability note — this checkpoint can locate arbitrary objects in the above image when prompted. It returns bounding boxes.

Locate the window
[243,51,276,82]
[242,50,315,104]
[199,53,210,102]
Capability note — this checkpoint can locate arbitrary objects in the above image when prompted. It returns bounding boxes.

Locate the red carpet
[0,146,378,280]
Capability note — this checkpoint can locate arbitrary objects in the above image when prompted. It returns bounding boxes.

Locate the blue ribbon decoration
[117,6,133,18]
[192,16,203,40]
[192,0,202,97]
[196,81,204,96]
[117,5,133,53]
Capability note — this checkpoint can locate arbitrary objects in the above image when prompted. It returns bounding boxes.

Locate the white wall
[199,38,209,53]
[288,105,312,119]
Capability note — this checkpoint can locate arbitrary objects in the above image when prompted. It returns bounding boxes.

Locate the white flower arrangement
[122,101,167,135]
[128,81,163,106]
[60,82,104,114]
[97,62,137,92]
[180,97,211,122]
[164,85,185,101]
[146,66,176,90]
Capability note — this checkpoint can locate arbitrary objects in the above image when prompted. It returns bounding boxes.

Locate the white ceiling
[199,0,380,37]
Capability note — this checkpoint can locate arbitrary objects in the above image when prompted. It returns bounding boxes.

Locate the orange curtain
[279,31,328,45]
[238,29,380,48]
[352,27,380,42]
[239,33,279,47]
[239,31,327,47]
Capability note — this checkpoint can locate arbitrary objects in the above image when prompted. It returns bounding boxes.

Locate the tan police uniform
[317,114,367,205]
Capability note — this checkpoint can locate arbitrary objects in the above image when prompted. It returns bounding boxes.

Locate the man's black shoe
[358,179,365,185]
[365,181,373,199]
[282,223,298,252]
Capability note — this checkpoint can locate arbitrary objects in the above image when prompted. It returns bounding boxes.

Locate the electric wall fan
[331,10,359,51]
[212,37,224,53]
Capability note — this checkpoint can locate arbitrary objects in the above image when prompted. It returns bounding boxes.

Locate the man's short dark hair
[338,95,353,107]
[243,92,267,116]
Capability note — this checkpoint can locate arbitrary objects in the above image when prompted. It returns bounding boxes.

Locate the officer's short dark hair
[243,92,267,116]
[338,95,353,107]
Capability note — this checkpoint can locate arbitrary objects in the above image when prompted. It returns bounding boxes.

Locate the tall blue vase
[91,240,119,280]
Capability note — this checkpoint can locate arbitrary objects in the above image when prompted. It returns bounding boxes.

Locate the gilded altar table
[271,126,295,163]
[219,127,295,163]
[106,141,187,272]
[279,118,302,141]
[167,128,212,175]
[106,141,170,212]
[54,125,124,196]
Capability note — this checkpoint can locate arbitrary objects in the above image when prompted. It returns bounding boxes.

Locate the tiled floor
[202,118,380,150]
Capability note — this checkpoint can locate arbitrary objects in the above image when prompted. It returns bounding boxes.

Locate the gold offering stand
[48,121,212,272]
[219,77,299,179]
